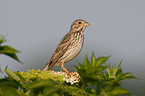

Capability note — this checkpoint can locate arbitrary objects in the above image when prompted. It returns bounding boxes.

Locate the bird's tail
[43,59,60,71]
[43,60,56,71]
[43,63,49,71]
[43,60,51,71]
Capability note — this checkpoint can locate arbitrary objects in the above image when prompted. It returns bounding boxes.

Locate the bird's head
[70,19,90,32]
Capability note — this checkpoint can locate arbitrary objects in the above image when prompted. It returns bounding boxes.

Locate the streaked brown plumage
[43,19,89,75]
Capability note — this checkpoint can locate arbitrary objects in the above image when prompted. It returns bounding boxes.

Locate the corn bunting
[43,19,89,75]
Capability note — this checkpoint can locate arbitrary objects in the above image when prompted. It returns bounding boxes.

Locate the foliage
[0,35,22,63]
[74,52,137,95]
[0,36,138,96]
[0,52,138,96]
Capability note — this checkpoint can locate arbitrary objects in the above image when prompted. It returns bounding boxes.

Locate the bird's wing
[47,32,72,69]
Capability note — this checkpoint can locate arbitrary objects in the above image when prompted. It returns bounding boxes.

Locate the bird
[43,19,89,76]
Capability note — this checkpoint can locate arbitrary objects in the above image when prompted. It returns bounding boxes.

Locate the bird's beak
[83,22,90,27]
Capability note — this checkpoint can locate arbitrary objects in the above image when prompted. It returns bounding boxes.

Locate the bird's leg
[61,63,70,76]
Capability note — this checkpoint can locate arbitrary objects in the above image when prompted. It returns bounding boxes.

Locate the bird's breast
[61,32,84,63]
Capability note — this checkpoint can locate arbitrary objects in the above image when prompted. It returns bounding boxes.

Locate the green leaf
[0,79,18,88]
[100,87,130,96]
[96,56,110,66]
[15,72,27,88]
[61,85,92,96]
[118,72,139,80]
[82,55,90,72]
[84,55,90,66]
[0,46,20,53]
[0,45,22,63]
[106,62,122,79]
[24,90,31,96]
[4,65,8,71]
[106,61,139,83]
[115,68,123,76]
[0,35,6,45]
[5,69,26,89]
[0,87,22,96]
[5,69,20,81]
[91,52,96,67]
[75,53,110,87]
[110,87,130,95]
[0,65,3,74]
[0,36,22,63]
[43,87,60,96]
[5,53,22,63]
[27,79,56,90]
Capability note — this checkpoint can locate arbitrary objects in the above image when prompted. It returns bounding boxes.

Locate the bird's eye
[78,22,81,24]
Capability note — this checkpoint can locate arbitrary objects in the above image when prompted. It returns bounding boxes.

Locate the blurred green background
[0,0,145,95]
